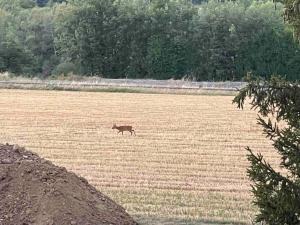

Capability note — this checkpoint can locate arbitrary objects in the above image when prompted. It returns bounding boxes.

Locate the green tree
[2,0,300,80]
[144,0,195,79]
[283,0,300,42]
[24,7,57,76]
[0,8,33,74]
[54,0,123,76]
[233,76,300,224]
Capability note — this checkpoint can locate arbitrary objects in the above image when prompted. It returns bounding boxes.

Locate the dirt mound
[0,144,138,225]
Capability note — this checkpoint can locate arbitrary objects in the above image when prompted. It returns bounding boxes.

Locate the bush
[19,0,36,9]
[52,62,78,76]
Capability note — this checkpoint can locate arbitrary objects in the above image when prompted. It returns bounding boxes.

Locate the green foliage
[0,42,32,74]
[1,0,300,80]
[36,0,49,7]
[26,8,57,76]
[52,62,77,76]
[283,0,300,42]
[19,0,36,9]
[0,8,33,74]
[233,76,300,224]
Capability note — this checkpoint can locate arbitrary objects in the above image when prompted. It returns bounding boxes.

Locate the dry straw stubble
[0,89,278,224]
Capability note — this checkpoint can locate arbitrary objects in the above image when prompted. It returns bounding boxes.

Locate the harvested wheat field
[0,89,278,225]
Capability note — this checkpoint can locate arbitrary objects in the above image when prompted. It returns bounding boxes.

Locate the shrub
[52,62,78,76]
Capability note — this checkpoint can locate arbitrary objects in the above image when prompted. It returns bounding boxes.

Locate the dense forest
[0,0,299,81]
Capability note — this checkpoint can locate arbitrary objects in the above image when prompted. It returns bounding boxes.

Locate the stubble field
[0,89,278,224]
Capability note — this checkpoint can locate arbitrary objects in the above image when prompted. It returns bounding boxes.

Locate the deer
[112,124,136,136]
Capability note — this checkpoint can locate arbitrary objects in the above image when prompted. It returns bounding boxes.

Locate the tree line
[0,0,299,81]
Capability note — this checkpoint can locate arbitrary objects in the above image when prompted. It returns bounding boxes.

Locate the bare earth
[0,89,278,224]
[0,143,138,225]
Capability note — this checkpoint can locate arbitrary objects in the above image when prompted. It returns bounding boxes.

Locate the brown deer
[112,124,136,136]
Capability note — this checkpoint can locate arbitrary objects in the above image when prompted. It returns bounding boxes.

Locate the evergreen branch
[257,115,280,140]
[246,147,300,224]
[246,147,286,185]
[233,75,300,128]
[274,127,300,176]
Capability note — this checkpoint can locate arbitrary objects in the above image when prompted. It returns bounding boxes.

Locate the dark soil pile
[0,144,138,225]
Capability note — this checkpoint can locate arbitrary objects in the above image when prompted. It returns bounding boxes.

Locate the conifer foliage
[233,76,300,224]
